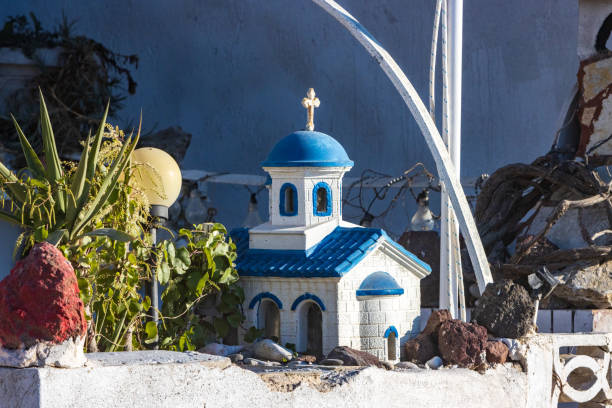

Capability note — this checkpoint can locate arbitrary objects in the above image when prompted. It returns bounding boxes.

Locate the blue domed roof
[356,272,404,297]
[261,130,354,168]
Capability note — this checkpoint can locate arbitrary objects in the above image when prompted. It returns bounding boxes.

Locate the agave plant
[0,90,140,250]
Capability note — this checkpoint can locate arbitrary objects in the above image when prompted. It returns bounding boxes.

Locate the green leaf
[142,296,151,312]
[167,242,176,265]
[46,229,66,246]
[176,247,191,267]
[11,114,45,179]
[213,317,229,338]
[79,228,134,242]
[144,321,158,342]
[157,261,170,285]
[0,209,20,225]
[34,225,48,242]
[227,313,242,328]
[0,161,27,203]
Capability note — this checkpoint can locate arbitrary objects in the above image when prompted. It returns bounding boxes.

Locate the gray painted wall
[0,0,578,277]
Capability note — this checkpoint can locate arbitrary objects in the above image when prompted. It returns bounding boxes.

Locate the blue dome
[261,131,354,168]
[356,272,404,297]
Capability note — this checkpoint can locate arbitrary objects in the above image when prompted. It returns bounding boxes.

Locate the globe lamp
[131,147,182,345]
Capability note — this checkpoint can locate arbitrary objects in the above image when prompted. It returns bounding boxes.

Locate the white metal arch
[312,0,493,292]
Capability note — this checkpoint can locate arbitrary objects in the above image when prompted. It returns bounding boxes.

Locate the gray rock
[199,343,244,357]
[471,280,535,339]
[229,353,243,363]
[425,356,443,370]
[250,339,293,362]
[553,260,612,309]
[320,358,344,366]
[381,361,394,370]
[394,361,420,370]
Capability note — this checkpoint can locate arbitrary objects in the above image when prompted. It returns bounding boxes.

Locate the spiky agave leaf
[11,114,45,179]
[71,120,140,239]
[0,161,27,203]
[66,130,92,224]
[38,89,65,213]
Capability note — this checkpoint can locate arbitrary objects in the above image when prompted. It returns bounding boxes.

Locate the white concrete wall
[239,276,339,355]
[336,244,422,361]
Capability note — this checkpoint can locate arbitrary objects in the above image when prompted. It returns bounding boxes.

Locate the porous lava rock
[405,310,451,363]
[485,341,509,364]
[326,346,383,368]
[438,319,487,367]
[0,242,86,349]
[422,309,452,335]
[471,279,535,339]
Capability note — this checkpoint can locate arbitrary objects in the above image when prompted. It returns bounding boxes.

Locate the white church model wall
[233,89,430,362]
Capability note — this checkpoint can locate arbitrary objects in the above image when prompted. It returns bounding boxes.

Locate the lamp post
[132,147,182,345]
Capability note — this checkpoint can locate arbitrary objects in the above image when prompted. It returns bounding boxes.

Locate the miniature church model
[233,89,431,362]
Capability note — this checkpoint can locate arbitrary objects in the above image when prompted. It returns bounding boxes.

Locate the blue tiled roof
[230,226,430,278]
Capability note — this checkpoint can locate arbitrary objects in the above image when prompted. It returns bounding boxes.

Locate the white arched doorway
[296,301,323,357]
[257,299,280,341]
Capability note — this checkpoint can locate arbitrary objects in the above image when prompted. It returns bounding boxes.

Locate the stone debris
[438,320,488,367]
[471,280,535,339]
[0,335,86,368]
[244,357,280,366]
[553,260,612,309]
[425,356,443,369]
[250,339,294,362]
[325,346,384,368]
[0,242,87,367]
[485,341,509,365]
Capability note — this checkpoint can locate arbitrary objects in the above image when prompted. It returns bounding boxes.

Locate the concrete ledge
[0,350,530,408]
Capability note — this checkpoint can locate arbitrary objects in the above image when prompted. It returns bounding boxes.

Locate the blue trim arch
[384,325,399,339]
[291,292,326,311]
[312,182,332,216]
[248,292,283,310]
[279,183,298,216]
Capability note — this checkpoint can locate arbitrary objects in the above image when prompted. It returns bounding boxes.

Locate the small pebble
[425,356,443,370]
[229,353,243,363]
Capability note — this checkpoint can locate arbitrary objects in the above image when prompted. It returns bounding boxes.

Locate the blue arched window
[312,182,332,216]
[279,183,298,216]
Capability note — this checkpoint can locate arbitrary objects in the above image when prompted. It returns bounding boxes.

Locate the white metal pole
[448,0,466,320]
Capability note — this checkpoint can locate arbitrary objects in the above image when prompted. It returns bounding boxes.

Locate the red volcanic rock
[404,333,437,363]
[485,341,509,365]
[0,242,86,349]
[422,309,452,336]
[438,319,488,367]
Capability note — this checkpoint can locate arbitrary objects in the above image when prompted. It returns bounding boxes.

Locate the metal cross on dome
[301,88,321,131]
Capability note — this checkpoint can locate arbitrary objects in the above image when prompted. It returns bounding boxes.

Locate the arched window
[312,182,332,216]
[279,183,298,216]
[384,326,399,361]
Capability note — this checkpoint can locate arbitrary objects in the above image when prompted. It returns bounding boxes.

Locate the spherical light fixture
[132,147,182,217]
[131,147,182,345]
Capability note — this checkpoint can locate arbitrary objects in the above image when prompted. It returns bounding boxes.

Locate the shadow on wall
[0,220,21,280]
